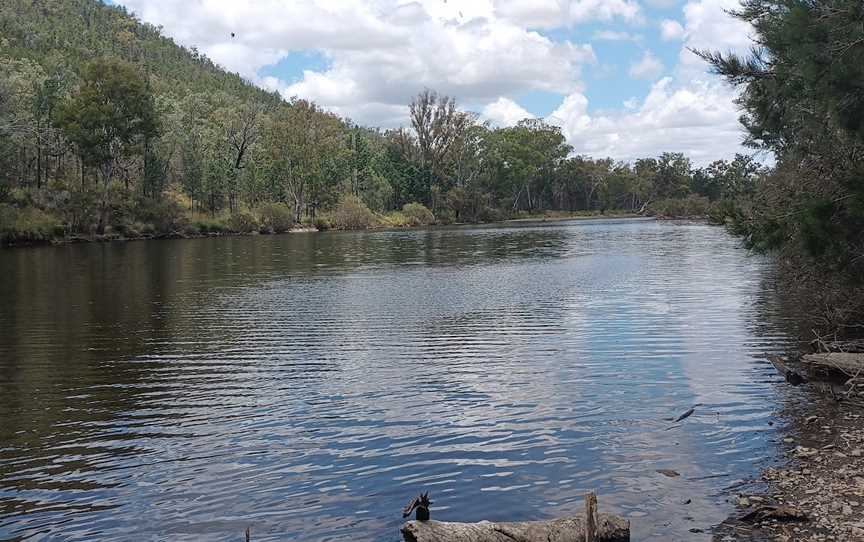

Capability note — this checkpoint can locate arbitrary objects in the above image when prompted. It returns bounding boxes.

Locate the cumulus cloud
[547,78,744,164]
[118,0,597,126]
[482,97,534,126]
[660,19,685,41]
[116,0,756,161]
[678,0,753,73]
[543,0,754,162]
[492,0,642,28]
[629,51,665,80]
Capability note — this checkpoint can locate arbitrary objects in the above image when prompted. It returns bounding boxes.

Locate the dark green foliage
[227,210,259,233]
[699,0,864,280]
[56,58,159,176]
[0,0,751,246]
[401,202,435,226]
[257,203,294,233]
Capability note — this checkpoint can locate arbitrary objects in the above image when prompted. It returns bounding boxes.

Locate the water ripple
[0,219,800,541]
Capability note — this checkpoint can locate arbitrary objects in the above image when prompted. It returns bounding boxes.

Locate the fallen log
[800,352,864,377]
[400,514,630,542]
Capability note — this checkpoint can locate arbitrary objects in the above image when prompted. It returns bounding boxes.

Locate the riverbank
[504,210,643,223]
[1,210,652,249]
[715,379,864,541]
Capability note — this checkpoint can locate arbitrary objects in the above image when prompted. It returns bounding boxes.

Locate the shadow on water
[0,219,804,541]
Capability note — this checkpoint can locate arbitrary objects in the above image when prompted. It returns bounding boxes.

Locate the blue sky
[112,0,754,164]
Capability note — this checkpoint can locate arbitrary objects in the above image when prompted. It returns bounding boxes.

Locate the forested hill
[0,0,282,107]
[0,0,761,248]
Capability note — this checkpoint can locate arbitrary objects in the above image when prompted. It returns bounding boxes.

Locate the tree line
[0,0,762,243]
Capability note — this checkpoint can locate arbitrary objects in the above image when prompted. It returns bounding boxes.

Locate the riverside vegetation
[1,0,862,394]
[0,0,764,249]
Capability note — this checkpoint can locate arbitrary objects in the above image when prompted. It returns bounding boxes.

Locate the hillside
[0,0,281,106]
[1,0,763,247]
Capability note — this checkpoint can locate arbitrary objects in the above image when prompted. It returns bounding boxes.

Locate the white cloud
[482,97,534,126]
[492,0,642,28]
[116,0,757,161]
[678,0,753,74]
[546,0,754,163]
[660,19,685,41]
[118,0,596,126]
[547,78,744,164]
[629,51,665,80]
[645,0,680,8]
[593,30,641,42]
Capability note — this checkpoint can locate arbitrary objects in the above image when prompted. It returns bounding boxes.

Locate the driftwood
[584,492,598,542]
[767,354,860,398]
[400,492,629,542]
[401,515,630,542]
[800,353,864,378]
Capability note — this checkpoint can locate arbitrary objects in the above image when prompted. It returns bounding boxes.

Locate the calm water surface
[0,219,798,541]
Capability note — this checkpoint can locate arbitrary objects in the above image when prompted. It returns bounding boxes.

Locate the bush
[401,202,435,226]
[0,205,63,244]
[649,195,712,218]
[134,195,188,235]
[190,216,229,234]
[381,211,409,227]
[313,214,333,231]
[227,209,259,233]
[332,194,377,230]
[58,189,99,234]
[257,203,294,233]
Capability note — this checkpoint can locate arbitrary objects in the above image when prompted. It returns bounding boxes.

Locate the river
[0,218,799,541]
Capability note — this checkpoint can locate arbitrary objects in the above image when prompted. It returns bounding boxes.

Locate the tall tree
[56,57,158,231]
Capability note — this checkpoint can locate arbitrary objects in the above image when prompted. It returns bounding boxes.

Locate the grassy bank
[1,190,727,248]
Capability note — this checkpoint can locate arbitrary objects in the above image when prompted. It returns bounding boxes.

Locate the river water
[0,218,799,541]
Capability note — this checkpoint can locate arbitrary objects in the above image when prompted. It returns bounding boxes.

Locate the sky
[110,0,756,165]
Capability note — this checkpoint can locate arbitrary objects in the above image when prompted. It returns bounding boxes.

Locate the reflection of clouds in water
[0,219,799,542]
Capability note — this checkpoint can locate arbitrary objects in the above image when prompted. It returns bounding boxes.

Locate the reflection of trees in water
[0,228,572,521]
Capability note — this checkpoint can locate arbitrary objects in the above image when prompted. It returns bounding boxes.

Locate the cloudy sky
[112,0,755,164]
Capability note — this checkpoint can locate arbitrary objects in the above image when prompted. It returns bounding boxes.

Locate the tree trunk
[401,514,629,542]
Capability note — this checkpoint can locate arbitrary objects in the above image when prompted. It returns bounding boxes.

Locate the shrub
[0,205,63,244]
[134,195,188,235]
[58,189,99,234]
[649,195,712,218]
[191,216,229,234]
[381,211,409,228]
[313,214,333,231]
[227,209,259,233]
[257,203,294,233]
[332,194,377,230]
[401,202,435,226]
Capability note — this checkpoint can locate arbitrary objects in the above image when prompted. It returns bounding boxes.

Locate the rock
[656,469,680,478]
[843,505,853,516]
[738,497,751,507]
[740,505,809,524]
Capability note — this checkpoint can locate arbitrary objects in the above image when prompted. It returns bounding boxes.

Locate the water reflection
[0,219,799,541]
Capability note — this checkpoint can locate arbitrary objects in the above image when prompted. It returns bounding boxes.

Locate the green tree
[699,0,864,273]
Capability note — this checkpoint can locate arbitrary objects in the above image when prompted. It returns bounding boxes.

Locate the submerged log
[401,514,629,542]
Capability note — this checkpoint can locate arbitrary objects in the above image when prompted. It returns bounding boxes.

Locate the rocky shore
[715,372,864,541]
